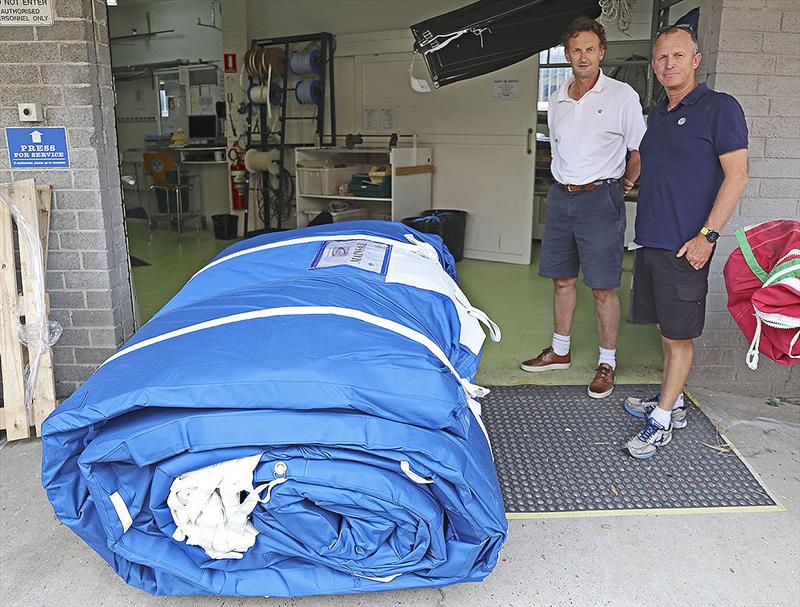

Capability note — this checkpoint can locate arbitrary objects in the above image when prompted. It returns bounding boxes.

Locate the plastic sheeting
[41,221,507,597]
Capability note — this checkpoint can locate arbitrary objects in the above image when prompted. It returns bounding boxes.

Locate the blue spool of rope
[269,81,283,105]
[295,79,321,105]
[289,49,321,75]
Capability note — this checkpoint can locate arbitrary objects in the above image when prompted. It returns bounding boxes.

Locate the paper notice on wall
[199,96,215,115]
[363,107,380,132]
[364,106,398,132]
[189,87,201,114]
[381,107,397,131]
[493,79,520,101]
[0,0,53,26]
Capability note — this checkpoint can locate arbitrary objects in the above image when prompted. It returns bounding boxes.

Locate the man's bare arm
[677,148,749,269]
[622,150,641,194]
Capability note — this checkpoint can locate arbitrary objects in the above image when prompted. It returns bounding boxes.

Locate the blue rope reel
[295,79,321,105]
[289,49,321,75]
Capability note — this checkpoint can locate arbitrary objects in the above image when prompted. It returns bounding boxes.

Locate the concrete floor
[2,227,798,606]
[1,388,797,607]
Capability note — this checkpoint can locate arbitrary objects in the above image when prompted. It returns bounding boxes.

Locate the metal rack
[245,32,336,234]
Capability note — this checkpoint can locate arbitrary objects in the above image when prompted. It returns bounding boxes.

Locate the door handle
[526,128,533,155]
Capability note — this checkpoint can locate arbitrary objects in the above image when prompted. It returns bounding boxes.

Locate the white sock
[674,393,685,409]
[551,332,570,356]
[649,406,672,428]
[598,347,616,369]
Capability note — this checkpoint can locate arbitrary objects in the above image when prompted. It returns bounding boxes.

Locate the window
[537,46,571,111]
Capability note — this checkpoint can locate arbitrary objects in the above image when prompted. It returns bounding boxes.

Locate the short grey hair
[653,25,700,55]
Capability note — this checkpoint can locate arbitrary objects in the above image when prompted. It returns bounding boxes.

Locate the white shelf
[297,193,391,202]
[303,147,394,154]
[295,147,432,228]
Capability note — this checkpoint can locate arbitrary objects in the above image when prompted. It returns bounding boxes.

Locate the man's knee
[591,288,618,304]
[662,335,694,350]
[553,277,578,290]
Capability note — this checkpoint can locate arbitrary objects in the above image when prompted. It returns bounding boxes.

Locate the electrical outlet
[18,103,43,122]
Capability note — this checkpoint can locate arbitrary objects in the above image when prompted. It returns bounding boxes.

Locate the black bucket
[402,209,467,261]
[212,214,239,240]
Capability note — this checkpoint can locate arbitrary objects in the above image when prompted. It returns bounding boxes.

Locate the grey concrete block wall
[697,0,799,398]
[0,0,135,400]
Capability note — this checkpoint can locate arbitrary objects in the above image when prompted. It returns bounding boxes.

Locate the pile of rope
[600,0,636,33]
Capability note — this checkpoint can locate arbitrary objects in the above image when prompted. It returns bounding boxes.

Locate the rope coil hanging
[289,49,321,75]
[600,0,636,33]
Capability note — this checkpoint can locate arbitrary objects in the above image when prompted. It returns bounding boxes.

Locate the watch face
[706,230,720,243]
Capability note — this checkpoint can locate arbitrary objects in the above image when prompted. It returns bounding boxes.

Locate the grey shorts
[538,181,626,289]
[630,247,711,340]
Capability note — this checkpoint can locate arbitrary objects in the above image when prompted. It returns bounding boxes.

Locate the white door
[354,52,537,264]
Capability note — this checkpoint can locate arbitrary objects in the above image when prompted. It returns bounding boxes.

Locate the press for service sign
[0,0,53,27]
[5,127,70,168]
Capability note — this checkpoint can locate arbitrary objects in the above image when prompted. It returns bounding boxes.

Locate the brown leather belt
[558,179,618,193]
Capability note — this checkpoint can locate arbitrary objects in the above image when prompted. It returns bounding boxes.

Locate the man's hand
[622,178,635,194]
[677,234,715,270]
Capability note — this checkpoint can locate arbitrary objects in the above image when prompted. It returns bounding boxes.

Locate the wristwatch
[700,226,720,243]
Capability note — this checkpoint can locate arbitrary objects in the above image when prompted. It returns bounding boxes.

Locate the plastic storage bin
[348,173,392,198]
[211,214,239,240]
[296,167,353,196]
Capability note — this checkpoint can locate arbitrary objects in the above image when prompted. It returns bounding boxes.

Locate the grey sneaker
[624,393,687,429]
[626,416,673,460]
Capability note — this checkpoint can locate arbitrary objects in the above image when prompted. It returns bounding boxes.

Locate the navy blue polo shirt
[635,83,748,251]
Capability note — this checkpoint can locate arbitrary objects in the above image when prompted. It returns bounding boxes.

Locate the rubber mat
[482,385,780,517]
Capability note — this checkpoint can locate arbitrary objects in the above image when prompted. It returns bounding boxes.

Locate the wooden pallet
[0,179,56,441]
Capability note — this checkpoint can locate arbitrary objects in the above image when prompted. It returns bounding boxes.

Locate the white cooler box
[297,167,354,196]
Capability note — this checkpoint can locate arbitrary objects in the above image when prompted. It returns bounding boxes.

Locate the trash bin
[402,209,467,261]
[212,214,239,240]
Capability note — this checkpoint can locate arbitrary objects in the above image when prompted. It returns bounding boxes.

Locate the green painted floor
[128,224,663,387]
[128,222,233,323]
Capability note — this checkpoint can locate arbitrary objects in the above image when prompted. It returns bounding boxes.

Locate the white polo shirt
[548,70,646,185]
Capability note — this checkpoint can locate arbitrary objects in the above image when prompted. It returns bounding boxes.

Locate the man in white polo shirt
[521,16,646,399]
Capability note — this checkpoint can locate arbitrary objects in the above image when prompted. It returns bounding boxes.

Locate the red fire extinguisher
[229,144,248,211]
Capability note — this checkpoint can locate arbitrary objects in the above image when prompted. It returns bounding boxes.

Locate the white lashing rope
[600,0,635,34]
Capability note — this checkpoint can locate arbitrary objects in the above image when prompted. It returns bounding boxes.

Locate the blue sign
[5,127,70,169]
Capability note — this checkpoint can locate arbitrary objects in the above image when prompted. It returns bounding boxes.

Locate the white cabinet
[295,146,432,228]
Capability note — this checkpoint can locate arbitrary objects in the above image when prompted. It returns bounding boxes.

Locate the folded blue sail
[42,221,507,597]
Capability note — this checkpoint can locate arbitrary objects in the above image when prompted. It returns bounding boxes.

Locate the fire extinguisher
[229,144,248,211]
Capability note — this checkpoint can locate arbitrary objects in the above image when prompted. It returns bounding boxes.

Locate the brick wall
[695,0,799,397]
[0,0,135,399]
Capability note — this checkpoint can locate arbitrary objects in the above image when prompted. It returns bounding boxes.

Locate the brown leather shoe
[588,363,615,399]
[520,347,571,372]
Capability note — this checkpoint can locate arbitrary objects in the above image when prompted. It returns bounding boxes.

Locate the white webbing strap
[450,282,502,343]
[465,305,502,343]
[460,378,489,399]
[400,461,434,484]
[109,491,133,533]
[100,306,489,404]
[353,572,403,583]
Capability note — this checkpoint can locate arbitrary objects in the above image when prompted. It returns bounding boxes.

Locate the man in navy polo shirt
[624,25,749,459]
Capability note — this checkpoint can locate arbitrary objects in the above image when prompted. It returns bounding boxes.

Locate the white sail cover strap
[100,306,489,401]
